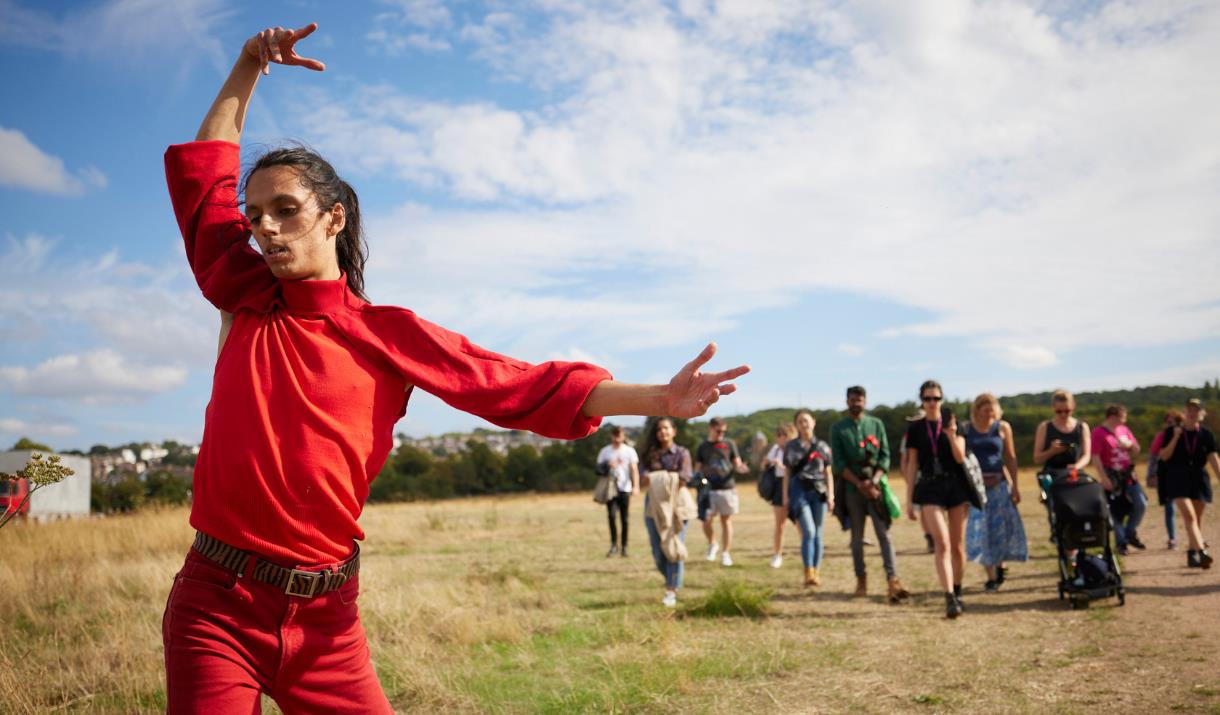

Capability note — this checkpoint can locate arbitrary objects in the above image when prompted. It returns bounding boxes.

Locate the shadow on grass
[1124,582,1220,597]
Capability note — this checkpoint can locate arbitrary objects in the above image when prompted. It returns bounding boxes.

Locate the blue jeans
[1114,481,1147,546]
[794,498,826,568]
[644,515,689,590]
[1165,500,1177,541]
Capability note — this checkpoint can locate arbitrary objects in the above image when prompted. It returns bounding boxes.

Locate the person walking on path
[963,393,1027,591]
[163,23,749,710]
[1147,410,1184,549]
[1091,404,1146,555]
[695,417,748,566]
[830,387,909,602]
[598,425,640,557]
[783,411,835,589]
[764,423,797,568]
[904,381,971,618]
[640,418,696,606]
[1033,390,1098,483]
[1158,398,1219,568]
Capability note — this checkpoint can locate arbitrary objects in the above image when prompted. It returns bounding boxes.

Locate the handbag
[593,472,618,504]
[962,453,987,510]
[757,464,778,502]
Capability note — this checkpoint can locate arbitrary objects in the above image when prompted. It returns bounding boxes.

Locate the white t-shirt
[598,444,639,493]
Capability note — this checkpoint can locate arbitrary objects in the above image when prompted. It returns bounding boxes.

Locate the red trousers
[162,549,393,713]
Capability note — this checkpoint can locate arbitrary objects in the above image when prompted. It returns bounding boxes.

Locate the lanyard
[926,420,942,460]
[1184,430,1199,457]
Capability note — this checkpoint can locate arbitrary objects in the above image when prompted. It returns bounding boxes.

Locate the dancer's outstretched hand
[665,343,749,418]
[244,23,325,75]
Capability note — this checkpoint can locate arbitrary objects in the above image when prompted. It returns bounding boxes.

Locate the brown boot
[887,576,910,603]
[804,566,821,587]
[853,575,867,598]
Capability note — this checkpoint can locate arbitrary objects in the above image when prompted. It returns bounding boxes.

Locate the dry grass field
[2,468,1218,714]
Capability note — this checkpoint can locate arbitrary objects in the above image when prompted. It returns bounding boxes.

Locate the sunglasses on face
[921,396,943,403]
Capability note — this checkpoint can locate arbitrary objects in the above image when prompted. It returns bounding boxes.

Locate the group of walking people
[606,385,1218,619]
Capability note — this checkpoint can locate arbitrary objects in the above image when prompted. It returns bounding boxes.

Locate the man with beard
[830,386,909,602]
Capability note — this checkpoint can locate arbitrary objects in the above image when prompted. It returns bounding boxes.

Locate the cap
[1186,397,1204,409]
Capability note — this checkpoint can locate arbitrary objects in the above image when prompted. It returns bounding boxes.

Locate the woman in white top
[764,423,797,568]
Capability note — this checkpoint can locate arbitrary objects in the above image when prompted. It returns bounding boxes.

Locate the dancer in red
[163,23,749,712]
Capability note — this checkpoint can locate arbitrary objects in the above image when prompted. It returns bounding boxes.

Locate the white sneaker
[721,551,733,567]
[662,590,677,607]
[769,553,783,569]
[705,542,719,561]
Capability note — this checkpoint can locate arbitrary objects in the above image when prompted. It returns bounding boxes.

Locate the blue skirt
[966,480,1028,566]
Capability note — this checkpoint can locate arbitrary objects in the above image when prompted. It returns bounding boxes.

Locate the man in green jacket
[830,386,910,603]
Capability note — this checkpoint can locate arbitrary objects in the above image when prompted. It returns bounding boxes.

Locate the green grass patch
[682,579,773,619]
[1193,685,1220,697]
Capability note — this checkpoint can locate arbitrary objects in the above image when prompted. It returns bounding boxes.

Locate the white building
[0,451,91,521]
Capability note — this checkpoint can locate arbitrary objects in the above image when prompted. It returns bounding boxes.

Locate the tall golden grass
[2,470,1218,713]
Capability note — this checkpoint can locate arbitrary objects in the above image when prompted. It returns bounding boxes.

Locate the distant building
[0,451,91,521]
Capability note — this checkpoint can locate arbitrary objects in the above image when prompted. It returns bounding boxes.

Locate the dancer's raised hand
[244,23,325,75]
[665,343,750,419]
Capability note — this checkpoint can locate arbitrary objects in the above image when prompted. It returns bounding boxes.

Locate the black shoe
[984,579,999,592]
[1128,535,1147,550]
[995,566,1007,585]
[925,534,935,553]
[953,584,965,611]
[945,593,962,619]
[606,545,619,557]
[620,547,628,558]
[1202,550,1214,570]
[1187,550,1201,568]
[1117,543,1129,556]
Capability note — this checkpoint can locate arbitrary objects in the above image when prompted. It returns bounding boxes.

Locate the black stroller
[1040,469,1125,609]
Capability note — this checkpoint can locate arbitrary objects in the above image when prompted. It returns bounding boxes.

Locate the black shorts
[913,474,971,509]
[1163,469,1214,503]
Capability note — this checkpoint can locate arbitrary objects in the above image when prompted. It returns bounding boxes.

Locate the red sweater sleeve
[165,141,277,313]
[341,304,612,440]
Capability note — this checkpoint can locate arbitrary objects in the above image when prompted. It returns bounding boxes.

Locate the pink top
[1092,423,1138,471]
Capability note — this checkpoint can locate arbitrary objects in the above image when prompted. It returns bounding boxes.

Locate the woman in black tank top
[1033,390,1094,476]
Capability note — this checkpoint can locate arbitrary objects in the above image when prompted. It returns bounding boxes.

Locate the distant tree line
[11,381,1219,508]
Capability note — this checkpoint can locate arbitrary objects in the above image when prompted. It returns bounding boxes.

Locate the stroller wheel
[1070,594,1088,610]
[1057,585,1065,601]
[1117,590,1125,606]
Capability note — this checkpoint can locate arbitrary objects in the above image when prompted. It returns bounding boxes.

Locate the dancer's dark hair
[242,145,369,301]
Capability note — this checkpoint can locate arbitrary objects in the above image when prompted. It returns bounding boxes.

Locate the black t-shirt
[1160,426,1217,477]
[783,438,831,488]
[696,439,740,489]
[905,419,959,478]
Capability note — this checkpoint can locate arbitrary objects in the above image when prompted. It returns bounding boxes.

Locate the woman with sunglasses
[1033,390,1099,484]
[903,380,971,618]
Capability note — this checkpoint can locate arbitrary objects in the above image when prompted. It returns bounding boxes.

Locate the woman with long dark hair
[162,24,748,710]
[903,380,971,618]
[640,417,695,606]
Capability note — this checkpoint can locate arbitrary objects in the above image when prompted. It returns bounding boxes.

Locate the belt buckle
[285,568,322,598]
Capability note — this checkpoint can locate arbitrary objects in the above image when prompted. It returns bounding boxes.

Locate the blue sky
[1,0,1218,451]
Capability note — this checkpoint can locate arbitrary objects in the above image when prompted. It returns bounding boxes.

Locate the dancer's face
[244,166,343,281]
[795,412,815,438]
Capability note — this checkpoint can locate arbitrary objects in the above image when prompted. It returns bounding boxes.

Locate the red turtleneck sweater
[166,141,610,564]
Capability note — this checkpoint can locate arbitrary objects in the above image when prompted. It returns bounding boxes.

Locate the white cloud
[992,343,1059,369]
[0,417,77,438]
[309,0,1220,367]
[368,0,454,54]
[0,127,107,196]
[0,350,188,404]
[837,343,864,356]
[0,0,232,70]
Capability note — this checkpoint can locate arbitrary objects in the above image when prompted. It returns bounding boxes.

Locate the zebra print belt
[191,531,360,598]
